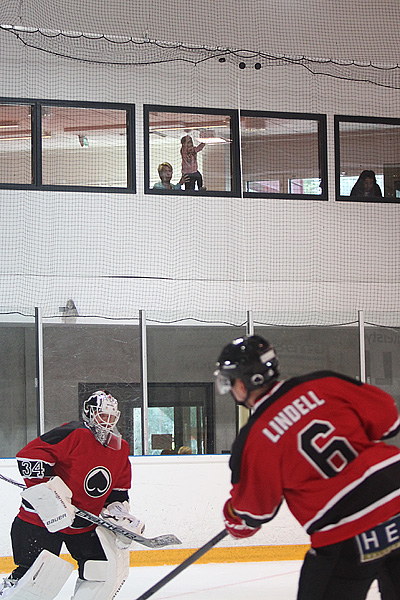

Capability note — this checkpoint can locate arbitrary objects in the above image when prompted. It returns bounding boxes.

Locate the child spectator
[180,135,206,191]
[153,162,188,190]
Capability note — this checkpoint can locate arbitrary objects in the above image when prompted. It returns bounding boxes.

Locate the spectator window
[335,116,400,202]
[0,98,135,192]
[241,111,328,199]
[144,105,240,196]
[0,102,33,185]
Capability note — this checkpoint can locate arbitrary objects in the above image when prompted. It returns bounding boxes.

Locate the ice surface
[53,560,381,599]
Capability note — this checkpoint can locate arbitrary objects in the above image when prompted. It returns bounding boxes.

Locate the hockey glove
[101,501,145,549]
[21,476,75,532]
[223,499,260,539]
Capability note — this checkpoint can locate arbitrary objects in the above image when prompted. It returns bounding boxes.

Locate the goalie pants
[10,516,106,581]
[297,536,400,600]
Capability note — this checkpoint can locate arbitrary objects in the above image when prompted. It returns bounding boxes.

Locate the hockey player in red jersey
[215,335,400,600]
[0,390,145,600]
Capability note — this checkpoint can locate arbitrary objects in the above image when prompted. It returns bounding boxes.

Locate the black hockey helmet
[214,335,279,394]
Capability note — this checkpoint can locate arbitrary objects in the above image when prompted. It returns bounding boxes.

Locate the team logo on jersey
[84,467,112,498]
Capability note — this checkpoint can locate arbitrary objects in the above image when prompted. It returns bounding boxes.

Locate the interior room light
[197,129,230,144]
[0,132,51,141]
[197,136,230,144]
[0,121,20,129]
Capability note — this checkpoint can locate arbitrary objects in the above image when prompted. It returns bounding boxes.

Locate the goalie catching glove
[223,499,261,539]
[101,501,145,549]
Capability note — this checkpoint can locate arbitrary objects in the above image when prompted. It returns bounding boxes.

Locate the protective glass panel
[336,118,400,201]
[0,323,37,457]
[146,108,235,193]
[255,325,360,381]
[365,325,400,448]
[42,323,141,446]
[0,104,32,184]
[41,105,129,188]
[241,113,326,197]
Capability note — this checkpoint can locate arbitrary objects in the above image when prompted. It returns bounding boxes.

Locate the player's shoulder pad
[40,421,87,445]
[285,370,362,389]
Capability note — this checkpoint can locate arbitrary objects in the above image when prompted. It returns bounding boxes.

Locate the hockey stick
[135,529,228,600]
[74,507,181,548]
[0,471,181,549]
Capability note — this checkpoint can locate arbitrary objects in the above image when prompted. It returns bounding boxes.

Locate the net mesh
[1,0,400,327]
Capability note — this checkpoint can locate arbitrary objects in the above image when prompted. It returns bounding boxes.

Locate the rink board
[0,455,310,573]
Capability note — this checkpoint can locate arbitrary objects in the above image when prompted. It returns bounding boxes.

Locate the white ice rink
[53,560,382,600]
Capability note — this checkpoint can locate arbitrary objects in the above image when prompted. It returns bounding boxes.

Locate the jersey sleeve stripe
[381,417,400,439]
[305,454,400,535]
[235,501,282,526]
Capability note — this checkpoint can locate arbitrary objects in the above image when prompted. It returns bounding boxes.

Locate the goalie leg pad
[71,527,129,600]
[2,550,74,600]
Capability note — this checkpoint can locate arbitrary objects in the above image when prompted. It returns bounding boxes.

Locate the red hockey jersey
[229,371,400,548]
[16,421,131,534]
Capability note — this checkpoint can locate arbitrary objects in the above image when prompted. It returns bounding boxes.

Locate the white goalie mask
[82,390,122,450]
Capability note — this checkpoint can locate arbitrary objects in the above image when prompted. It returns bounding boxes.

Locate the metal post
[358,310,366,383]
[139,310,149,455]
[246,310,254,336]
[35,307,45,435]
[237,310,254,432]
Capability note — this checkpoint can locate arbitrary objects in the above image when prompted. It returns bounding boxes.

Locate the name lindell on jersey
[262,390,325,443]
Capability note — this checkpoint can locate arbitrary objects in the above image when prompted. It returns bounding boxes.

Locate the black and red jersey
[229,371,400,548]
[16,421,131,534]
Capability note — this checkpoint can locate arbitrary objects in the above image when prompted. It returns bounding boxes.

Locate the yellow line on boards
[0,544,310,573]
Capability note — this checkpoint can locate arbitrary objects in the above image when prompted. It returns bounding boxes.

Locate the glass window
[365,325,400,447]
[145,106,240,196]
[241,112,327,199]
[41,103,134,190]
[0,103,32,184]
[0,323,37,457]
[335,116,400,202]
[0,100,135,192]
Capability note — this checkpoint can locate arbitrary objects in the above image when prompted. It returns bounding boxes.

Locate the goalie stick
[0,471,181,549]
[135,529,228,600]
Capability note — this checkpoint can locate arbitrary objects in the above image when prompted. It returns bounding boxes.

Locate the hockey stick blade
[0,472,182,549]
[135,529,228,600]
[75,508,182,548]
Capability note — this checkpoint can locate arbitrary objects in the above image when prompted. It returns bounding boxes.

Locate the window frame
[241,110,328,201]
[0,97,136,193]
[144,104,241,197]
[334,114,400,204]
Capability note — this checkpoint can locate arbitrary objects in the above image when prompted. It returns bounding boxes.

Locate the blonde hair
[178,446,192,455]
[157,162,173,175]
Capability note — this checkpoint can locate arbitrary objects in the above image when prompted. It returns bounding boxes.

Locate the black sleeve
[104,490,130,506]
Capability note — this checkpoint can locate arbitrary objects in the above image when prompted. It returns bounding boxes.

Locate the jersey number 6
[298,419,358,479]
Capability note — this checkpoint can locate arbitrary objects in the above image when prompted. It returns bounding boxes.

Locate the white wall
[0,456,308,557]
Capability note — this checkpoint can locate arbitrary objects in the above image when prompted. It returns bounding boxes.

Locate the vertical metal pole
[139,310,149,455]
[35,307,45,435]
[358,310,366,383]
[237,310,254,432]
[237,74,244,199]
[246,310,254,336]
